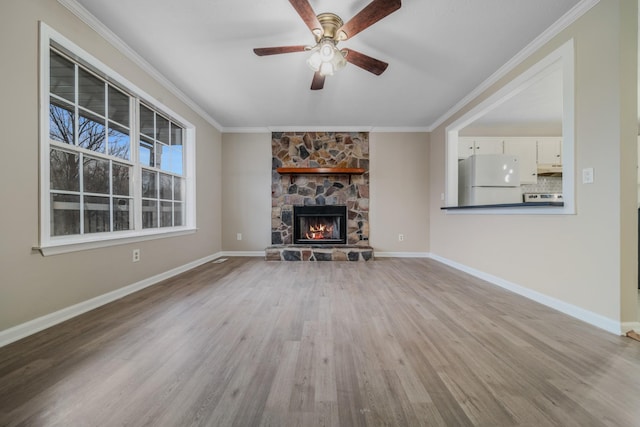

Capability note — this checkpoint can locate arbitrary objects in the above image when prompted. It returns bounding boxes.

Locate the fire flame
[306,223,334,240]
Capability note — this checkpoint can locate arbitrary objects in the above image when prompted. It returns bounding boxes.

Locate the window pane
[174,202,184,226]
[140,104,154,137]
[139,136,154,167]
[113,197,132,231]
[174,177,183,201]
[50,51,74,102]
[171,124,183,146]
[108,86,129,126]
[84,196,110,233]
[50,149,79,191]
[142,169,157,198]
[158,144,183,174]
[160,173,172,200]
[78,110,106,153]
[156,115,169,143]
[155,143,165,170]
[51,193,80,236]
[49,100,74,145]
[83,156,109,194]
[160,201,173,227]
[142,200,157,229]
[78,68,105,116]
[112,162,130,196]
[108,122,130,160]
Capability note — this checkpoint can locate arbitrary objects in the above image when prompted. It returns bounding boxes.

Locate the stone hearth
[265,245,374,261]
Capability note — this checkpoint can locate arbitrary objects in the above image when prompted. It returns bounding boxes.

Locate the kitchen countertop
[441,202,564,210]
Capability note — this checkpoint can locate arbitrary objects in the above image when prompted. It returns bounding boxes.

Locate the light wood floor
[1,258,639,426]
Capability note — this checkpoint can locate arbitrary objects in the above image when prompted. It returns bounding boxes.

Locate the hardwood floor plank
[1,257,639,426]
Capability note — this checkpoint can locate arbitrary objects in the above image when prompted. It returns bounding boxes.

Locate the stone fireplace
[267,132,373,261]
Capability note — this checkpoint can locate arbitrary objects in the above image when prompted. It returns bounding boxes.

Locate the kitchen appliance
[459,154,522,205]
[523,193,563,203]
[537,163,563,176]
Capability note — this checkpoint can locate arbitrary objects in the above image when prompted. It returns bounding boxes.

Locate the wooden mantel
[276,167,365,184]
[276,167,365,175]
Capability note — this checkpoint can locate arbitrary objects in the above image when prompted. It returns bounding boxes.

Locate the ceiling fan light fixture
[306,47,323,71]
[254,0,400,89]
[319,41,335,61]
[320,62,335,76]
[306,39,346,76]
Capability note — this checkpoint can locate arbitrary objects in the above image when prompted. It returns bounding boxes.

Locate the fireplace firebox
[293,205,347,245]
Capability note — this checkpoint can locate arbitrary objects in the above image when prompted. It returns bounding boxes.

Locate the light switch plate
[582,167,594,184]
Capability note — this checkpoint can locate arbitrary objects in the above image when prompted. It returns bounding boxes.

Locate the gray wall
[221,132,430,254]
[428,0,638,327]
[0,0,223,333]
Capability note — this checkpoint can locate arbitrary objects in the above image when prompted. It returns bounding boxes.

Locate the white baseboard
[0,252,224,348]
[622,321,640,335]
[429,253,626,335]
[375,252,431,258]
[218,251,265,257]
[222,250,433,259]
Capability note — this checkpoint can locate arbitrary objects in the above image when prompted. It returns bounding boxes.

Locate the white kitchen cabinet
[458,138,475,159]
[474,138,504,155]
[537,138,562,164]
[457,137,504,159]
[504,137,538,184]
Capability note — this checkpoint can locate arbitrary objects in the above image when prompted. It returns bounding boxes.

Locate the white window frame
[38,22,196,255]
[444,39,575,215]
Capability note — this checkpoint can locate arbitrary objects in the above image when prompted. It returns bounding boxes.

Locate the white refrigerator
[458,154,522,205]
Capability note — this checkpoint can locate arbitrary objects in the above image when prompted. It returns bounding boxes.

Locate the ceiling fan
[253,0,401,90]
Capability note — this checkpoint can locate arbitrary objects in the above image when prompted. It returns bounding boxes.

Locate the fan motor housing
[316,13,344,41]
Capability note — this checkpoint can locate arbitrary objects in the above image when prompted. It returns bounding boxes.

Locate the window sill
[34,227,197,256]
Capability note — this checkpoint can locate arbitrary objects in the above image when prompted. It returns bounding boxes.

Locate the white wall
[0,0,222,334]
[429,0,638,331]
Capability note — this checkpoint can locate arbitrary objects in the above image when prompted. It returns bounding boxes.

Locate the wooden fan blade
[338,0,401,40]
[342,48,388,75]
[253,45,308,56]
[311,71,325,90]
[289,0,322,34]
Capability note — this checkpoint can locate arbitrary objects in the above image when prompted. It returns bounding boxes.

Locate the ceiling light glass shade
[306,40,347,76]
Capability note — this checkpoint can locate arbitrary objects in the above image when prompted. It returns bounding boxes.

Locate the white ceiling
[70,0,583,131]
[463,67,563,133]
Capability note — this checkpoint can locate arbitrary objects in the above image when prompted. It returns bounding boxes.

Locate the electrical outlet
[132,249,140,262]
[398,234,404,242]
[237,233,242,241]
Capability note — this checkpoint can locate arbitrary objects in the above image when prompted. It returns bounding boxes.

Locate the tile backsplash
[522,176,563,194]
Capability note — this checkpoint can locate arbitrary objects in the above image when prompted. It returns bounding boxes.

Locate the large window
[40,24,195,254]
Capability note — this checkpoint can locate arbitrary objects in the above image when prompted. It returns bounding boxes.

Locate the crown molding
[57,0,223,132]
[427,0,600,132]
[370,127,430,133]
[221,127,271,134]
[267,126,374,133]
[221,126,430,134]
